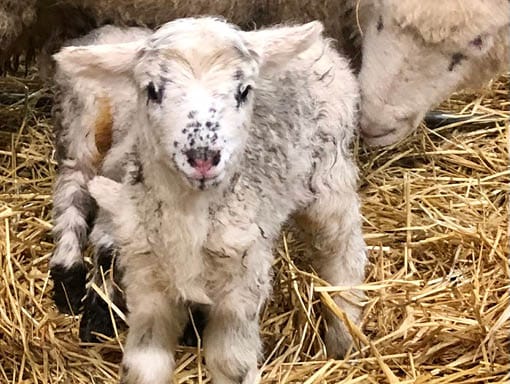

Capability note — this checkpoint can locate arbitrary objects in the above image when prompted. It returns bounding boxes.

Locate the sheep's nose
[186,148,221,175]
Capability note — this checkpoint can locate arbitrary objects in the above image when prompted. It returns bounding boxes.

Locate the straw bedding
[0,69,508,383]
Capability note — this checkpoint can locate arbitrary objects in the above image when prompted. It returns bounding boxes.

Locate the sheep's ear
[243,21,324,70]
[53,41,143,79]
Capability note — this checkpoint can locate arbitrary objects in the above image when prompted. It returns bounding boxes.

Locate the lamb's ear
[243,21,324,71]
[52,41,143,79]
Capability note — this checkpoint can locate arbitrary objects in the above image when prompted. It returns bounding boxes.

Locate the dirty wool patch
[0,73,508,383]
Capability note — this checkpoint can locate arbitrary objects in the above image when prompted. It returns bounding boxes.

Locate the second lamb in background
[54,17,366,384]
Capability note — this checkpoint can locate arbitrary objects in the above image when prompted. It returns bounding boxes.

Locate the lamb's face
[359,12,500,147]
[53,17,323,187]
[132,24,259,190]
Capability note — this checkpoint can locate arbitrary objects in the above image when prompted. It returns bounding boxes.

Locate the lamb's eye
[147,81,163,104]
[235,84,252,107]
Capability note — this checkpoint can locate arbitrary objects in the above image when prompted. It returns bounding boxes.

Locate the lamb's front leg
[121,279,187,384]
[204,239,272,384]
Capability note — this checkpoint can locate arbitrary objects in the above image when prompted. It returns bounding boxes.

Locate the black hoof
[79,291,123,342]
[180,307,208,347]
[50,263,87,315]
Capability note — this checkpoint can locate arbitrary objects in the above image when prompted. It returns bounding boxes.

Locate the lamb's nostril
[186,149,197,167]
[211,151,221,166]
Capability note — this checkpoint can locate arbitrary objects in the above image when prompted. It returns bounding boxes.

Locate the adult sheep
[357,0,509,146]
[54,16,366,383]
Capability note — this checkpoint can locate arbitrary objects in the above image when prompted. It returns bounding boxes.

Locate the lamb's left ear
[53,41,143,80]
[243,21,324,70]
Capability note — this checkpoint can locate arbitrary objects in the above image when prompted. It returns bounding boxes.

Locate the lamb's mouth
[198,176,222,190]
[185,174,222,191]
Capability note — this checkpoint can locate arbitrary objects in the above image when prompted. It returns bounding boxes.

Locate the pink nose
[185,148,221,176]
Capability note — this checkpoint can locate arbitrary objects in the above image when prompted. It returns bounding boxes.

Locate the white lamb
[54,17,366,383]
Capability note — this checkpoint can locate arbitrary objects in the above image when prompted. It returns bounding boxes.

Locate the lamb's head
[359,0,509,147]
[53,17,323,190]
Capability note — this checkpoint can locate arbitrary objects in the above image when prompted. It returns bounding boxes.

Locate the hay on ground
[0,71,508,383]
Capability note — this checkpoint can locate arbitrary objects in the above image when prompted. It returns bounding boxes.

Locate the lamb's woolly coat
[54,18,366,383]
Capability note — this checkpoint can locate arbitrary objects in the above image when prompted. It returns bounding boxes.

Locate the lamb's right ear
[243,21,324,71]
[53,41,143,79]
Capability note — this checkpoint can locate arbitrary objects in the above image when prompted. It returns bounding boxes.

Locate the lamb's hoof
[79,291,121,342]
[50,263,87,315]
[180,307,208,347]
[324,322,357,359]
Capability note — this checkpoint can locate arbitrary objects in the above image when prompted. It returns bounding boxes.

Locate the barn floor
[0,71,508,383]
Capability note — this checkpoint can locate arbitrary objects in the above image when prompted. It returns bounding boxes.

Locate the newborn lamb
[54,17,366,384]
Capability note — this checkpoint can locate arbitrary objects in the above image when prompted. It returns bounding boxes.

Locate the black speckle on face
[174,141,179,148]
[376,15,384,32]
[188,110,197,119]
[470,35,483,49]
[448,52,467,71]
[186,121,201,129]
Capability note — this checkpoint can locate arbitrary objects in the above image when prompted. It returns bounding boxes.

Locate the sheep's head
[53,17,323,190]
[359,0,509,147]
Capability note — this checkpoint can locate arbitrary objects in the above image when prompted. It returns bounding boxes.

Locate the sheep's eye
[147,81,163,104]
[235,84,252,107]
